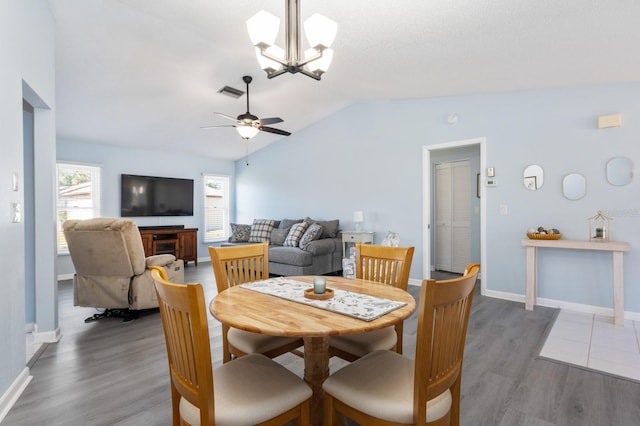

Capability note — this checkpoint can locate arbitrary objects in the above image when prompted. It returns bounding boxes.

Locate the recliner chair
[63,218,184,321]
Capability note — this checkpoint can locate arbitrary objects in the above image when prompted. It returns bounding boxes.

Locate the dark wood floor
[5,265,640,425]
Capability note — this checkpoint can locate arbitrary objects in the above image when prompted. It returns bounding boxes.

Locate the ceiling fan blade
[200,124,236,129]
[214,112,239,122]
[259,117,284,125]
[259,126,291,136]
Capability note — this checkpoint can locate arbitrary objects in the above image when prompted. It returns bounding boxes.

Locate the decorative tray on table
[526,233,562,240]
[527,227,562,240]
[304,288,334,300]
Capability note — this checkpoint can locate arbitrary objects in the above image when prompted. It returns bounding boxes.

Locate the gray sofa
[222,218,343,276]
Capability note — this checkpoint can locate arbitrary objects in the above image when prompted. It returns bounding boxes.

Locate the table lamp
[353,210,364,231]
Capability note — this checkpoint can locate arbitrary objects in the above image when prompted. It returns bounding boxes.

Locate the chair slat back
[208,243,269,293]
[151,267,215,426]
[413,264,480,425]
[355,244,415,290]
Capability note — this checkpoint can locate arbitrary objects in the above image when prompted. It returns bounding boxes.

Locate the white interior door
[435,160,471,273]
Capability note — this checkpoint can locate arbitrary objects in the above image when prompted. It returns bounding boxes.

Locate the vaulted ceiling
[49,0,640,161]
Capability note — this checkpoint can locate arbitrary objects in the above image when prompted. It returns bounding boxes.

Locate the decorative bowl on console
[527,226,562,240]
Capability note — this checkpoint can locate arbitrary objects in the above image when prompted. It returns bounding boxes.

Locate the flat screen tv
[121,174,194,217]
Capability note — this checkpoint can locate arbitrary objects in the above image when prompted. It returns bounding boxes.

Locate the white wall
[235,83,640,316]
[56,139,236,276]
[0,0,56,415]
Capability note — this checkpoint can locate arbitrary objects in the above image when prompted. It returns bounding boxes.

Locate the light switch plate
[598,113,622,129]
[487,167,495,177]
[11,202,21,223]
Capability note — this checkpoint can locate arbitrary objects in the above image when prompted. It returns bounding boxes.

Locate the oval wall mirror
[606,157,634,186]
[563,173,586,200]
[523,165,544,190]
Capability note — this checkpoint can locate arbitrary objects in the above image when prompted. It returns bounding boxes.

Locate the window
[203,174,230,242]
[57,162,101,253]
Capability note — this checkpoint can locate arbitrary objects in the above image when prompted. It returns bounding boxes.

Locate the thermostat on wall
[486,179,498,187]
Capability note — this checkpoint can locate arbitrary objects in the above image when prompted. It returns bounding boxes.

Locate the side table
[342,231,375,256]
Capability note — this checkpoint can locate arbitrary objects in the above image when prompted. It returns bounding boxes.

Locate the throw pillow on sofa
[230,223,251,242]
[284,221,309,247]
[270,227,290,246]
[248,219,276,243]
[279,218,304,229]
[305,217,340,239]
[299,223,323,249]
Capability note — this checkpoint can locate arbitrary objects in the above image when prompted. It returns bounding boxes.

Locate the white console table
[521,239,630,325]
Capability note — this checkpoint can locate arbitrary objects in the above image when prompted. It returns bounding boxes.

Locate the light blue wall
[1,0,56,405]
[236,83,640,315]
[56,139,236,276]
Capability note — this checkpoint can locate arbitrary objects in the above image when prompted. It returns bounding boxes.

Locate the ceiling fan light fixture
[248,0,337,81]
[236,125,259,140]
[247,10,280,46]
[304,13,337,49]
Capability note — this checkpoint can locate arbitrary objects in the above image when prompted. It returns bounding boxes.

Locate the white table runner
[240,277,407,321]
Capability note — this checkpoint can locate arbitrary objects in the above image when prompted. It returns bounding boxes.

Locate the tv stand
[139,227,198,266]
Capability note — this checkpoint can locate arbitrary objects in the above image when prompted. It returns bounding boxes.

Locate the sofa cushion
[303,238,337,256]
[284,222,309,247]
[299,223,323,249]
[269,246,313,266]
[305,217,340,239]
[270,228,290,246]
[249,219,276,243]
[279,218,304,229]
[230,223,251,242]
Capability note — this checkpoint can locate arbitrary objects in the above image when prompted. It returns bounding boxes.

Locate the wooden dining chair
[323,264,480,426]
[329,244,415,361]
[208,243,303,363]
[150,267,312,426]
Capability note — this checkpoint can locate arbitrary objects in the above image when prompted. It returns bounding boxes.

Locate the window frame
[203,174,231,243]
[56,161,102,254]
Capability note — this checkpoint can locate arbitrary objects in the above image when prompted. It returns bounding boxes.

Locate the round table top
[209,275,416,338]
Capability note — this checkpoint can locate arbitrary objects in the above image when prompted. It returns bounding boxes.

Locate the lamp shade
[353,210,364,223]
[255,45,285,71]
[305,47,333,73]
[304,13,337,48]
[237,125,259,139]
[247,10,280,46]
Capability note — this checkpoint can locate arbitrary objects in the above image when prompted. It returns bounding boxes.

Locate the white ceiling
[49,0,640,161]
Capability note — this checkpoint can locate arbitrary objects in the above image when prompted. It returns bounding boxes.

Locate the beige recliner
[64,218,184,320]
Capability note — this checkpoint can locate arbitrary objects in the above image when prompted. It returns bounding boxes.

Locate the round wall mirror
[563,173,586,200]
[606,157,634,186]
[523,165,544,190]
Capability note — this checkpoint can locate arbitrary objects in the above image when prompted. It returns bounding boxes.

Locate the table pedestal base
[303,336,329,426]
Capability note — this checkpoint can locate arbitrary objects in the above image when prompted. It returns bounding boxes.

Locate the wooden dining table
[209,275,416,425]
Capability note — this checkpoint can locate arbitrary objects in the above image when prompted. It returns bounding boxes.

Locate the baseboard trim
[408,278,421,287]
[0,368,32,423]
[482,289,640,321]
[33,327,62,344]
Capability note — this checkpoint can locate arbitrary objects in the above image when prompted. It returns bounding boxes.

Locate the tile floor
[539,309,640,381]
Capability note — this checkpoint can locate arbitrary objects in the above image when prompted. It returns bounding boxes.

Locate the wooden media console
[139,227,198,266]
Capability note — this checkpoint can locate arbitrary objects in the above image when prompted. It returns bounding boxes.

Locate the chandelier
[246,0,337,81]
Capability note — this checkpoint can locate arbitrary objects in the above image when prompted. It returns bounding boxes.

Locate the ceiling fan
[202,75,291,139]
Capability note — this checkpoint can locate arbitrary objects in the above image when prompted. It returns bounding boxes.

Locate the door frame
[422,137,487,294]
